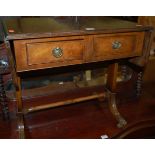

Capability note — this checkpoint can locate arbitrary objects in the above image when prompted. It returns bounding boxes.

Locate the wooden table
[1,17,153,138]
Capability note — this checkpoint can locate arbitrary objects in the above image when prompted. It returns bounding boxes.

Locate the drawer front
[14,37,85,72]
[93,32,145,61]
[27,40,84,65]
[13,32,145,72]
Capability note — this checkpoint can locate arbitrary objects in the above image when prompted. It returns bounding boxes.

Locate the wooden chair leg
[106,63,127,128]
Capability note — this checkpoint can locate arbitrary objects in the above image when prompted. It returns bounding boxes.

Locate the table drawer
[93,32,145,61]
[27,40,84,65]
[14,37,85,72]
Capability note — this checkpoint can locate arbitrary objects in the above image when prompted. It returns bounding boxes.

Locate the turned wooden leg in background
[136,71,143,97]
[16,76,25,138]
[0,74,9,120]
[106,63,127,128]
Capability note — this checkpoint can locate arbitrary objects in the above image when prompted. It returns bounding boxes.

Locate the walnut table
[1,17,153,138]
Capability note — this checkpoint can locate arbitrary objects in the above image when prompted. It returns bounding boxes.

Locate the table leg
[16,76,25,138]
[17,113,25,139]
[106,63,127,128]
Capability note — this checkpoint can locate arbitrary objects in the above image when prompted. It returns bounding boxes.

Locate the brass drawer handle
[52,47,63,58]
[112,41,122,49]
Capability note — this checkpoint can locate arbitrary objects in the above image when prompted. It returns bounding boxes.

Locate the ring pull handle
[112,41,122,49]
[52,47,63,58]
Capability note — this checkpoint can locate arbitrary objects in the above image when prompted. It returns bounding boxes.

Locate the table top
[1,17,151,40]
